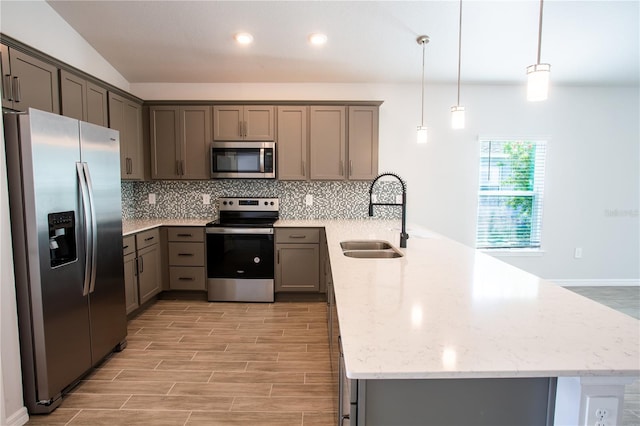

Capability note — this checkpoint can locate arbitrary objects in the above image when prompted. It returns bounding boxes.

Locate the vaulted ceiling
[46,0,639,85]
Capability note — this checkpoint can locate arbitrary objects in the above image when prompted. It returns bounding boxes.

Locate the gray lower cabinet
[1,43,59,113]
[122,229,162,314]
[167,227,205,290]
[275,228,320,292]
[122,235,139,314]
[60,69,108,126]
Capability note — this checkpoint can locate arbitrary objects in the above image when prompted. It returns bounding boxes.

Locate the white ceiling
[46,0,639,85]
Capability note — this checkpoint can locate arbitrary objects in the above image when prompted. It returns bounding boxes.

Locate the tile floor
[25,286,639,426]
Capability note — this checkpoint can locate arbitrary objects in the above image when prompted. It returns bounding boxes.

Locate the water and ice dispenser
[48,211,76,267]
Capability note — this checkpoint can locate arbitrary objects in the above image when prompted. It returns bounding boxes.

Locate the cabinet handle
[123,245,129,250]
[138,256,144,274]
[128,158,133,175]
[3,75,12,101]
[144,236,155,242]
[288,235,307,239]
[178,277,194,281]
[126,158,129,174]
[134,258,139,276]
[350,160,353,177]
[177,253,194,256]
[243,121,247,138]
[181,160,185,176]
[175,160,180,176]
[277,249,280,264]
[238,121,243,137]
[339,160,344,176]
[176,233,193,237]
[12,77,21,103]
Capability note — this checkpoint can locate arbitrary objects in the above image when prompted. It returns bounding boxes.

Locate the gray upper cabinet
[109,92,144,180]
[277,106,308,180]
[309,105,379,181]
[309,106,347,180]
[347,105,379,180]
[150,105,211,180]
[213,105,274,141]
[1,44,59,113]
[60,69,108,126]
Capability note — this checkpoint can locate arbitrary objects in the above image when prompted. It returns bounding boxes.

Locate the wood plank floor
[27,299,336,426]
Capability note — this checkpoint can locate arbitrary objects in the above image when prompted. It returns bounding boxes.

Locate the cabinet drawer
[123,235,135,256]
[168,242,205,266]
[169,266,205,290]
[276,228,320,244]
[167,227,204,242]
[136,228,159,250]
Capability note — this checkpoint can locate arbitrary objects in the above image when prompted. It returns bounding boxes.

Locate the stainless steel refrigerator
[3,108,127,414]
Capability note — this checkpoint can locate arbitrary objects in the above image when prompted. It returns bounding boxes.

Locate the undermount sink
[340,240,393,251]
[340,240,404,259]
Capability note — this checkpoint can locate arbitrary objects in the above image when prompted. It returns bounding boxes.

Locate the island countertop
[276,219,640,381]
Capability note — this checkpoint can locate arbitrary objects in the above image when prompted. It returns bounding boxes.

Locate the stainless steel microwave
[210,141,275,179]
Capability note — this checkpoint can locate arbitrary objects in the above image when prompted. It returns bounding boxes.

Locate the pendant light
[451,0,465,129]
[416,35,430,144]
[527,0,551,101]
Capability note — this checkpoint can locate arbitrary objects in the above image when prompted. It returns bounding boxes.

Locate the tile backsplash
[121,179,403,220]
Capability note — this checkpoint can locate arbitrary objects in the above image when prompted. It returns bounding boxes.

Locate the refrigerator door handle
[77,162,98,295]
[83,163,98,294]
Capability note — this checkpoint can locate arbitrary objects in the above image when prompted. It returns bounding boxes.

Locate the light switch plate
[202,194,211,205]
[305,194,313,206]
[148,193,156,205]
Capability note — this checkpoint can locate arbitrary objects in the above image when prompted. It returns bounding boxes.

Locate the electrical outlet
[585,396,618,426]
[574,247,583,259]
[395,194,402,204]
[202,194,211,205]
[148,193,156,205]
[305,194,313,206]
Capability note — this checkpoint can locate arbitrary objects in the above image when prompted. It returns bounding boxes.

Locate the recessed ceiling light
[308,33,327,46]
[234,32,254,45]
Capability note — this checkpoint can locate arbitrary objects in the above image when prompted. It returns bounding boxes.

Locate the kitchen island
[276,219,639,425]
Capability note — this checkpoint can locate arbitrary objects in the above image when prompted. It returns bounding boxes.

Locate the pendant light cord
[536,0,544,64]
[421,39,425,127]
[456,0,463,106]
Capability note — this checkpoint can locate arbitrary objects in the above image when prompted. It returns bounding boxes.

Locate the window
[476,139,547,250]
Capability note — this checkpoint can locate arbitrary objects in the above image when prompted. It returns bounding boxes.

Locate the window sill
[480,249,545,257]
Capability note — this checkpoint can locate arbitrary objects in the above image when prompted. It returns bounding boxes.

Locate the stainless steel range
[205,197,279,302]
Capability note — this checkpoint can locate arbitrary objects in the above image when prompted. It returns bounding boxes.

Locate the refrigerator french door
[3,108,127,414]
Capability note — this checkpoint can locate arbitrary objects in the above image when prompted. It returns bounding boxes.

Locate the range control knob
[270,201,275,205]
[264,201,268,206]
[222,201,228,205]
[229,201,234,205]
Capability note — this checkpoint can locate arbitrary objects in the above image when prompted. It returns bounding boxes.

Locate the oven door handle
[206,227,274,235]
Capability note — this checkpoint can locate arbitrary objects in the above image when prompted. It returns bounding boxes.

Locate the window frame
[475,137,548,254]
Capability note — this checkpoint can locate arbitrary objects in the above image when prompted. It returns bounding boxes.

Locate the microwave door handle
[259,148,265,173]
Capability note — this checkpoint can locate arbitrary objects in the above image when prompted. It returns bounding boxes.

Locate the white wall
[0,0,129,91]
[133,81,640,282]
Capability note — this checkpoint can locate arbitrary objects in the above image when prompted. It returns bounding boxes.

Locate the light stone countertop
[122,218,210,236]
[278,219,640,381]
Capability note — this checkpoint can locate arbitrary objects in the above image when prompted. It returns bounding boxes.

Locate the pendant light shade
[527,0,551,101]
[416,35,430,144]
[451,0,465,129]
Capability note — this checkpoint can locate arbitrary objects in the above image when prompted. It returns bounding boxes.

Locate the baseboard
[5,407,28,426]
[552,279,640,287]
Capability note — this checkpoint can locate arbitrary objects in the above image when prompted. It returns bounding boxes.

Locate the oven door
[206,227,274,302]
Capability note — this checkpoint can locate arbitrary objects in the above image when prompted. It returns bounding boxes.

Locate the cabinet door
[0,44,12,109]
[277,106,308,180]
[348,106,379,180]
[310,106,346,180]
[137,244,161,305]
[124,101,144,179]
[110,92,143,180]
[60,69,87,121]
[213,105,243,141]
[86,82,108,126]
[6,47,59,113]
[123,252,139,314]
[181,105,211,179]
[275,243,320,292]
[244,106,275,141]
[150,106,180,179]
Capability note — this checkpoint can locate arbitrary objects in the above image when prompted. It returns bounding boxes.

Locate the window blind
[476,140,547,249]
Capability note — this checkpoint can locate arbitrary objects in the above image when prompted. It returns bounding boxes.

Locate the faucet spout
[368,172,409,248]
